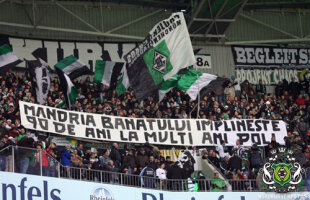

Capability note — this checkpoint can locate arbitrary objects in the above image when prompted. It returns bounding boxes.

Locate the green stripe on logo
[0,44,12,56]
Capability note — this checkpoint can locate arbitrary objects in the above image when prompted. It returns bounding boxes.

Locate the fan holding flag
[124,12,196,101]
[55,55,92,109]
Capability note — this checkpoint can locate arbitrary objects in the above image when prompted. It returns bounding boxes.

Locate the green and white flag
[55,55,92,80]
[64,73,79,107]
[159,74,180,102]
[124,12,195,100]
[177,69,217,100]
[94,60,123,87]
[116,67,130,95]
[0,44,21,69]
[56,68,79,109]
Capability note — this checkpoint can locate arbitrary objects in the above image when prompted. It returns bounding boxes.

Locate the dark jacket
[0,140,10,156]
[136,154,148,168]
[76,147,85,158]
[240,80,253,93]
[209,156,220,169]
[167,164,184,179]
[294,150,306,167]
[148,161,158,171]
[110,147,122,165]
[255,84,266,94]
[227,156,242,172]
[304,161,310,179]
[300,79,309,92]
[275,84,283,97]
[289,82,300,97]
[123,155,136,168]
[106,164,119,173]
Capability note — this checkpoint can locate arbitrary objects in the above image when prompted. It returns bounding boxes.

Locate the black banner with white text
[232,45,310,67]
[0,35,211,72]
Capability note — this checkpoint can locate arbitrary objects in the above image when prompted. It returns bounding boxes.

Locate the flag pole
[196,71,200,119]
[189,104,197,119]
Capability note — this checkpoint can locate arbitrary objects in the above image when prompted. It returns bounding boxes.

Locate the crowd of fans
[0,69,310,191]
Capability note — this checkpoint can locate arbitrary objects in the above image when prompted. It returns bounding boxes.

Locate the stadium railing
[0,146,303,192]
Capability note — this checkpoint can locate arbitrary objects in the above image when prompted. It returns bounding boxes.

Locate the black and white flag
[27,59,51,104]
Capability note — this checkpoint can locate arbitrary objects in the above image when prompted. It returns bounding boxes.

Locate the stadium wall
[1,35,235,77]
[0,171,308,200]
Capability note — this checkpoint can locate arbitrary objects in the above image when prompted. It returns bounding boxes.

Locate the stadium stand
[0,68,309,191]
[1,1,310,198]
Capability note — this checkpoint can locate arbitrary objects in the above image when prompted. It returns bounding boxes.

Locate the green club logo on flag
[143,40,172,85]
[153,51,167,74]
